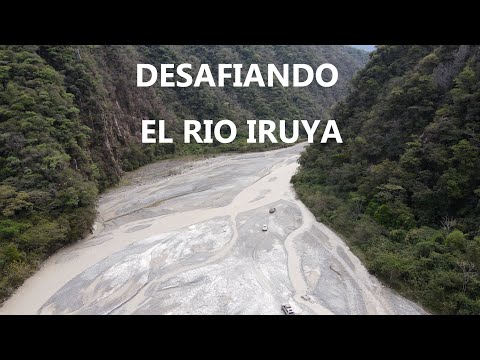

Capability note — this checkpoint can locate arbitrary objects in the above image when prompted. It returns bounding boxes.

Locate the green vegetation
[0,45,367,302]
[293,45,480,314]
[0,46,98,298]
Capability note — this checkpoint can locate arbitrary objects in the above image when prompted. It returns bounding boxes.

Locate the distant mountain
[351,45,376,52]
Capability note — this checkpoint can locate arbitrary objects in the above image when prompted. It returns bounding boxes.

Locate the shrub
[446,230,466,250]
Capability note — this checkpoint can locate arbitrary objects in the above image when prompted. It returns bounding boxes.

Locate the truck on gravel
[281,304,295,315]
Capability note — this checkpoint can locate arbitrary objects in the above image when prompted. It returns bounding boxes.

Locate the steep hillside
[0,45,367,301]
[293,45,480,314]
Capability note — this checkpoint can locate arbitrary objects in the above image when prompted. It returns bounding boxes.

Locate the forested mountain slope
[293,45,480,314]
[0,45,367,301]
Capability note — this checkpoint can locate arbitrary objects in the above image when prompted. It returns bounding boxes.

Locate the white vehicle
[281,304,295,315]
[301,294,311,301]
[262,224,268,231]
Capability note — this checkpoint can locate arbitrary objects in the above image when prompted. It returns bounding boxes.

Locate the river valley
[0,143,425,315]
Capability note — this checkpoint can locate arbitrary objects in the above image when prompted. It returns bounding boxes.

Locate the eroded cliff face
[38,45,177,188]
[38,45,368,188]
[432,45,472,88]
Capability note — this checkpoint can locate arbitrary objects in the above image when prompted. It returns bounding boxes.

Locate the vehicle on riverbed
[262,224,268,231]
[281,304,295,315]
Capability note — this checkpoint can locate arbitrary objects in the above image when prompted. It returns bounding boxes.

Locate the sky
[350,45,376,52]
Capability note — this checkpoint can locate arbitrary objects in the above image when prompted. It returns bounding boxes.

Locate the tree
[456,260,477,293]
[441,216,457,231]
[446,230,466,250]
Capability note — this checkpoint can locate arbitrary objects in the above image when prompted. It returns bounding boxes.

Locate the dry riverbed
[0,144,426,315]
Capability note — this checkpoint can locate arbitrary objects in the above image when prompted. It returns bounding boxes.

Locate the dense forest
[293,45,480,314]
[0,45,367,301]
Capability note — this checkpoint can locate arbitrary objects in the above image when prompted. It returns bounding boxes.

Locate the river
[0,143,425,315]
